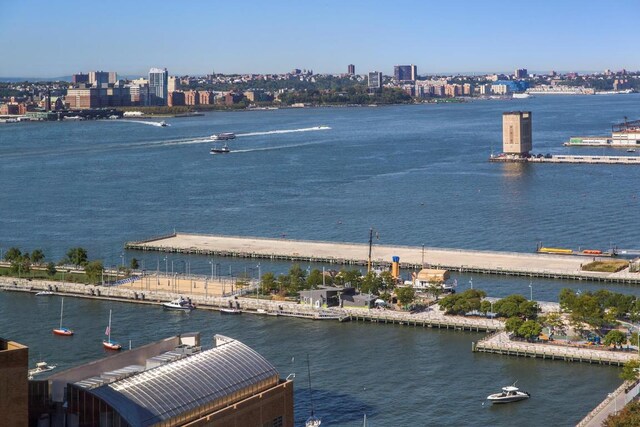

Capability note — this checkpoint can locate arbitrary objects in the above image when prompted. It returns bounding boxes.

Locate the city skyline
[1,0,640,77]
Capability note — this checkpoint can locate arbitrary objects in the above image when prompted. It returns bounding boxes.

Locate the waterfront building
[492,84,510,95]
[348,64,355,75]
[368,71,382,93]
[502,111,533,156]
[28,333,293,427]
[199,90,215,105]
[463,83,474,96]
[0,337,28,427]
[167,76,178,93]
[149,67,169,106]
[394,64,417,82]
[66,84,131,108]
[167,91,185,107]
[515,68,528,79]
[184,90,200,106]
[128,84,150,106]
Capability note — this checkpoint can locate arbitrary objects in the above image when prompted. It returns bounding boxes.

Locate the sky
[1,0,639,78]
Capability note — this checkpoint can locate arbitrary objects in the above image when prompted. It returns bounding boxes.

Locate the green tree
[571,294,606,329]
[438,289,486,315]
[306,269,324,289]
[619,359,640,381]
[65,247,88,266]
[604,400,640,427]
[379,271,396,292]
[395,286,416,307]
[130,258,139,270]
[10,257,30,276]
[288,264,307,292]
[541,312,564,335]
[340,269,363,289]
[46,262,57,277]
[517,320,543,341]
[480,300,492,314]
[505,317,524,334]
[84,260,103,283]
[260,271,277,294]
[4,247,22,262]
[360,271,383,295]
[603,330,627,349]
[30,249,45,264]
[493,294,537,319]
[559,288,578,312]
[602,400,640,427]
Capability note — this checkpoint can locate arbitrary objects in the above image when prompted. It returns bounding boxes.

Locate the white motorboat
[28,361,56,378]
[35,291,54,296]
[487,385,530,404]
[211,132,236,141]
[220,307,241,315]
[159,120,168,127]
[210,143,231,154]
[162,297,195,310]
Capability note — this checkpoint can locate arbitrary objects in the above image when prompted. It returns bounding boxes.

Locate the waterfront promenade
[125,233,640,284]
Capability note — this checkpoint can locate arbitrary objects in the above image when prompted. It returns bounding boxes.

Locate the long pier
[125,233,640,284]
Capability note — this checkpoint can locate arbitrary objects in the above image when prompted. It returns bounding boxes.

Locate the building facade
[347,64,355,75]
[368,71,382,93]
[71,73,89,84]
[184,90,200,106]
[0,338,28,427]
[394,64,417,82]
[514,68,528,79]
[502,111,533,156]
[149,67,169,106]
[88,71,117,85]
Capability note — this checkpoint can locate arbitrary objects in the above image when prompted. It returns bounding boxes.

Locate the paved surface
[129,233,634,280]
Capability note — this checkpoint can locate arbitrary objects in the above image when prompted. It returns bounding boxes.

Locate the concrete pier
[490,154,640,165]
[125,233,640,284]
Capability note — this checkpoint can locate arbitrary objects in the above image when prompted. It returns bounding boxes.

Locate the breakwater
[125,233,640,284]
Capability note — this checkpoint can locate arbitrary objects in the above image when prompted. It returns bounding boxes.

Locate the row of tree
[559,288,640,330]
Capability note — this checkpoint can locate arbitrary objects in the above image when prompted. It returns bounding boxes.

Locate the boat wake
[236,126,331,137]
[119,120,168,127]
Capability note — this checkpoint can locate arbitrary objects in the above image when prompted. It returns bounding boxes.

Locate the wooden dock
[124,233,640,284]
[473,332,637,366]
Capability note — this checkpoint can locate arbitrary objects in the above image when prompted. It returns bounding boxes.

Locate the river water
[1,95,639,425]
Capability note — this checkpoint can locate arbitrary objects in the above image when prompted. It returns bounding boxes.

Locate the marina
[125,232,640,284]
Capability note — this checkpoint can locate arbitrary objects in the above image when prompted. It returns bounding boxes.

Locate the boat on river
[28,361,56,378]
[52,298,74,336]
[103,309,122,351]
[162,297,195,310]
[220,307,241,315]
[486,384,530,404]
[210,143,230,154]
[36,291,54,296]
[211,132,236,141]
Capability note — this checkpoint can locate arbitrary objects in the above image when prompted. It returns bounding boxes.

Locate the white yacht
[162,297,195,310]
[211,132,236,141]
[486,385,530,404]
[28,361,56,378]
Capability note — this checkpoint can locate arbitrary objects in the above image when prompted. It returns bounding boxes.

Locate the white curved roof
[89,336,279,426]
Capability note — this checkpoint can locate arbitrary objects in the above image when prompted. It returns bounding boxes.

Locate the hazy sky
[1,0,639,77]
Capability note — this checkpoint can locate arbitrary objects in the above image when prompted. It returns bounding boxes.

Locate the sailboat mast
[108,309,112,342]
[59,298,64,329]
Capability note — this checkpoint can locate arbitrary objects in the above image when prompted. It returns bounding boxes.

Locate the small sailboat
[52,298,74,336]
[305,354,321,427]
[103,309,122,351]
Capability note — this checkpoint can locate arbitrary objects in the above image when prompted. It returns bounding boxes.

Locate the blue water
[2,95,640,425]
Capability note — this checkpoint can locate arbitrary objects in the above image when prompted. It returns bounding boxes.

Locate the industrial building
[28,333,294,427]
[502,111,532,157]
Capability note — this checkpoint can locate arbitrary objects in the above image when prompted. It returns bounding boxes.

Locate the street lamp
[209,259,214,280]
[257,263,262,297]
[164,256,168,277]
[529,281,533,301]
[469,277,473,290]
[120,252,125,268]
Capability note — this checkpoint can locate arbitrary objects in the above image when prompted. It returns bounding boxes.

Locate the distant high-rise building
[394,65,417,82]
[368,71,382,93]
[502,111,532,156]
[88,71,116,86]
[514,68,528,79]
[72,73,89,84]
[347,64,355,75]
[149,68,169,106]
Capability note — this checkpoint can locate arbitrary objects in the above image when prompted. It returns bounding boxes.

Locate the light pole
[529,281,533,301]
[257,263,261,297]
[469,277,473,290]
[209,259,214,280]
[120,252,125,268]
[422,244,425,267]
[164,256,168,277]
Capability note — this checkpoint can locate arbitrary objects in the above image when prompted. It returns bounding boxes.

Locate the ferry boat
[210,144,230,154]
[487,385,530,404]
[162,297,195,310]
[211,132,236,141]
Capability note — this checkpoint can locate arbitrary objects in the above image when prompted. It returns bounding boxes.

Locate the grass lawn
[581,260,629,273]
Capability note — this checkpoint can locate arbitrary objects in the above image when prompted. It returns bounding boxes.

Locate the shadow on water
[294,388,376,426]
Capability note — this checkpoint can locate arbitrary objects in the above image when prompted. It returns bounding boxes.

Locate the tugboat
[486,383,530,404]
[210,143,231,154]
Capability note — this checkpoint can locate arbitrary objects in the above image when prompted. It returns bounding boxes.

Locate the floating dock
[125,233,640,284]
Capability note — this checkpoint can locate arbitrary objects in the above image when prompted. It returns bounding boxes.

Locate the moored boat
[486,385,530,404]
[162,297,195,310]
[52,298,74,336]
[103,309,122,351]
[36,291,54,296]
[28,361,56,378]
[220,307,241,315]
